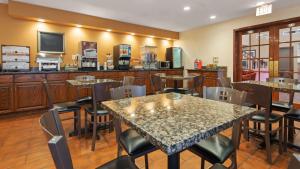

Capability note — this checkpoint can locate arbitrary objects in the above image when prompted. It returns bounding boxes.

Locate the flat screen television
[38,31,65,53]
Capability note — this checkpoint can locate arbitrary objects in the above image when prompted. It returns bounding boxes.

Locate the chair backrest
[39,109,74,169]
[150,74,164,94]
[233,83,272,115]
[267,77,298,84]
[111,85,146,100]
[123,76,135,86]
[203,87,247,105]
[39,109,66,140]
[92,82,122,103]
[192,74,205,90]
[48,136,74,169]
[43,80,54,108]
[218,77,232,88]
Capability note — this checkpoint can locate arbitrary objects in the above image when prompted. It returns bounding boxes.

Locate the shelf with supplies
[1,45,30,71]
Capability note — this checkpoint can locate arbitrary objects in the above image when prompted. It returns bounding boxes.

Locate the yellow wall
[174,5,300,78]
[0,4,173,67]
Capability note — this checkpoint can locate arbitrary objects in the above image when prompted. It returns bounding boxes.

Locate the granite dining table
[102,93,256,169]
[235,80,300,92]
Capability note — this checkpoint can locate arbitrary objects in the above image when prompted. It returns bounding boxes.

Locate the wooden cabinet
[0,84,14,114]
[0,68,225,115]
[67,73,88,101]
[14,82,46,112]
[46,73,68,104]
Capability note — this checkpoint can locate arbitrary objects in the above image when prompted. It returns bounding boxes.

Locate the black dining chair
[233,83,283,164]
[39,109,138,169]
[110,85,157,169]
[188,87,247,169]
[43,80,82,137]
[123,76,135,86]
[266,77,297,113]
[284,108,300,151]
[84,81,121,151]
[74,75,95,106]
[187,74,205,97]
[217,77,232,88]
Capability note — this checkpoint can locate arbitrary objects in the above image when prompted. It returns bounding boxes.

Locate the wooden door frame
[233,16,300,82]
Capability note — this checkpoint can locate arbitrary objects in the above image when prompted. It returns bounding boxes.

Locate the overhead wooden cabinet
[14,74,46,112]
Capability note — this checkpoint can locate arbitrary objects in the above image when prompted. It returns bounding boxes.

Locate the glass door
[241,28,271,81]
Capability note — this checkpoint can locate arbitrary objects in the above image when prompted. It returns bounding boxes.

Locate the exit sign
[256,4,272,16]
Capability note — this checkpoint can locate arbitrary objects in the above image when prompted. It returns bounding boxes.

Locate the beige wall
[0,4,173,67]
[175,5,300,78]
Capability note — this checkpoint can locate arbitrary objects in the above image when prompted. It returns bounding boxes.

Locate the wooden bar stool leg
[265,124,272,164]
[278,119,283,154]
[284,117,288,152]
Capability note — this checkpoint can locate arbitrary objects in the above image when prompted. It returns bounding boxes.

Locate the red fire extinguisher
[198,60,202,69]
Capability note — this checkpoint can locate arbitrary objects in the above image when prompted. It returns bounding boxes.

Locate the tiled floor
[0,110,298,169]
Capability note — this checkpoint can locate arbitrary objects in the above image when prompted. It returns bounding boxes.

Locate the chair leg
[283,117,288,152]
[76,110,81,138]
[144,154,149,169]
[230,151,237,169]
[265,124,272,164]
[84,111,88,138]
[201,158,205,169]
[278,119,283,154]
[244,119,249,141]
[91,115,98,151]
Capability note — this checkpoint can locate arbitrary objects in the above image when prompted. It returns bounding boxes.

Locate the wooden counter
[0,68,226,115]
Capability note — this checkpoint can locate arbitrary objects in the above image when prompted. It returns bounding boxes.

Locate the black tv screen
[38,31,64,53]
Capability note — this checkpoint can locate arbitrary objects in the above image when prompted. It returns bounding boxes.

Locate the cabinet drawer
[15,74,45,82]
[0,75,13,83]
[47,73,68,81]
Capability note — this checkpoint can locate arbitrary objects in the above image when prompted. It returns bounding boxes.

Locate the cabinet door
[0,84,14,114]
[14,82,46,112]
[48,81,68,104]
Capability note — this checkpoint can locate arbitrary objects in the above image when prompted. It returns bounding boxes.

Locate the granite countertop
[0,68,183,75]
[67,78,119,86]
[102,93,256,155]
[236,80,300,92]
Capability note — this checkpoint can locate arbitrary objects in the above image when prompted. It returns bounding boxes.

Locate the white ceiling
[4,0,300,32]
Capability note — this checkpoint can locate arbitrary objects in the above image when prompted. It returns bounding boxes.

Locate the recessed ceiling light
[37,19,45,22]
[131,33,135,35]
[256,2,265,6]
[183,6,191,11]
[76,25,82,28]
[106,29,112,32]
[210,15,216,19]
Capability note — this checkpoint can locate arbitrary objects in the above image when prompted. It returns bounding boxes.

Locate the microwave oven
[158,61,170,69]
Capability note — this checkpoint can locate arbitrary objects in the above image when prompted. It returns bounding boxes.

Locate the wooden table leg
[113,117,123,157]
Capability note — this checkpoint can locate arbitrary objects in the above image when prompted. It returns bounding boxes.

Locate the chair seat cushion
[251,111,282,123]
[96,156,138,169]
[76,96,92,105]
[85,106,109,115]
[272,101,291,111]
[285,109,300,120]
[189,134,234,163]
[120,129,156,156]
[53,102,81,112]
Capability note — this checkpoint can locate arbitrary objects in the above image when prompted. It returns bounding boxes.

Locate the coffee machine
[113,44,131,70]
